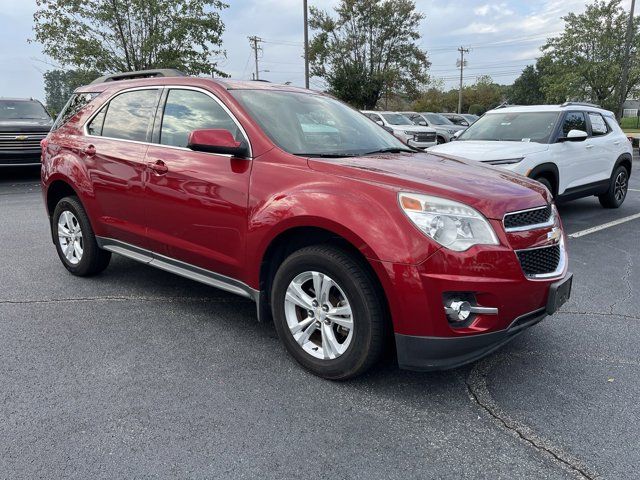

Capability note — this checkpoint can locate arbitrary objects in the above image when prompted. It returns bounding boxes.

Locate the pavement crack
[561,310,640,321]
[465,354,600,480]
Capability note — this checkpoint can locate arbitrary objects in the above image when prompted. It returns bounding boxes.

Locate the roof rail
[494,102,512,109]
[560,101,601,108]
[90,69,187,85]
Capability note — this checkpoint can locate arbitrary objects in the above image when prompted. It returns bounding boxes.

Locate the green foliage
[468,104,484,116]
[309,0,429,109]
[620,116,640,129]
[541,0,640,112]
[509,65,545,105]
[33,0,228,76]
[44,69,100,115]
[412,76,507,114]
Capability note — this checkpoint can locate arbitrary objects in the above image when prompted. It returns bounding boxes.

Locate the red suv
[41,70,572,379]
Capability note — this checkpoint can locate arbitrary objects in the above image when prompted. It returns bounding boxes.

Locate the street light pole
[618,0,636,120]
[304,0,310,89]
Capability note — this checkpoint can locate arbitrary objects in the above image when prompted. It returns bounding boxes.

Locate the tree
[509,65,545,105]
[44,70,101,115]
[33,0,228,76]
[309,0,429,109]
[541,0,640,113]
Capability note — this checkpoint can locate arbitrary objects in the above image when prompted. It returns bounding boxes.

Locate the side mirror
[461,120,469,127]
[375,120,384,126]
[187,129,249,157]
[453,130,464,139]
[559,129,588,142]
[417,121,427,126]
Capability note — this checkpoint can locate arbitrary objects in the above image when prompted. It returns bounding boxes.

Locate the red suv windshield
[231,89,407,156]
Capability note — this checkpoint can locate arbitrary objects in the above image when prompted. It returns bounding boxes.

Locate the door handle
[147,160,168,175]
[614,141,621,145]
[84,144,96,156]
[585,144,594,149]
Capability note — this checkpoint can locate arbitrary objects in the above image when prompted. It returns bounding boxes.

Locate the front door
[83,88,160,247]
[143,87,252,280]
[554,111,596,193]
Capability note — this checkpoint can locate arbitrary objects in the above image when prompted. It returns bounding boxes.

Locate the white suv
[429,103,633,208]
[362,111,437,149]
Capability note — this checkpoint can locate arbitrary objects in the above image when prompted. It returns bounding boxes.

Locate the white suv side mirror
[560,129,588,142]
[453,130,464,139]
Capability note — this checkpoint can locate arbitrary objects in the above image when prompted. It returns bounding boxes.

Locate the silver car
[362,111,437,149]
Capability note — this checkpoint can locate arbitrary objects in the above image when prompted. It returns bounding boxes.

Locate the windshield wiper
[293,153,360,158]
[364,147,415,155]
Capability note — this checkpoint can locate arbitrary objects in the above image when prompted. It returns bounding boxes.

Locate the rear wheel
[52,196,111,276]
[436,136,446,144]
[271,245,386,380]
[598,165,629,208]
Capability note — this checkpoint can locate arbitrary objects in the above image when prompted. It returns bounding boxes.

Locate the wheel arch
[528,163,559,197]
[256,225,391,326]
[614,153,632,177]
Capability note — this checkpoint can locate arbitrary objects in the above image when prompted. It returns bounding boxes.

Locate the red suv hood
[307,152,550,220]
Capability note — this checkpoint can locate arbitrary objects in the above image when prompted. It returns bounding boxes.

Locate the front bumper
[396,307,546,371]
[0,149,42,166]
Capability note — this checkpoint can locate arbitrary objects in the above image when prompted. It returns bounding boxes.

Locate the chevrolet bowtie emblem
[14,135,29,141]
[547,227,562,243]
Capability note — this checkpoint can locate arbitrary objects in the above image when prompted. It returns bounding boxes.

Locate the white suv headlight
[399,193,499,251]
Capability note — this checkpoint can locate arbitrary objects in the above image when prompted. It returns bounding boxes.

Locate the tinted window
[0,100,50,120]
[87,107,106,136]
[160,89,240,148]
[231,90,408,156]
[458,112,559,143]
[562,112,587,136]
[588,113,608,136]
[53,93,97,130]
[367,113,382,122]
[100,89,159,142]
[424,113,453,125]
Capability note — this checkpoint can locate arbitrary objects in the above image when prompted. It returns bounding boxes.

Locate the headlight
[399,193,499,251]
[486,157,524,165]
[403,130,416,135]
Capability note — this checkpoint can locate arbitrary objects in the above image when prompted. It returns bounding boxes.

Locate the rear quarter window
[52,93,99,131]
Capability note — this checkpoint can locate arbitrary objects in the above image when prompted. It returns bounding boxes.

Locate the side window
[53,93,98,131]
[87,107,106,136]
[562,112,587,136]
[100,89,159,142]
[588,113,608,136]
[160,89,241,148]
[367,113,382,123]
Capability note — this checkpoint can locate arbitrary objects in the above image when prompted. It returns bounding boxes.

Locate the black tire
[598,165,629,208]
[52,196,111,276]
[271,245,387,380]
[436,136,446,144]
[534,176,553,196]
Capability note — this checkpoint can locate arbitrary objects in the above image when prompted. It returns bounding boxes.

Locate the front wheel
[598,166,629,208]
[271,245,387,380]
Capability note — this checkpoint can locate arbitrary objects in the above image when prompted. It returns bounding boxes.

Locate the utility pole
[618,0,636,120]
[457,47,469,114]
[248,36,262,81]
[303,0,310,89]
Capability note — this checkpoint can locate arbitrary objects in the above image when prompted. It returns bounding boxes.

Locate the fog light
[445,300,472,322]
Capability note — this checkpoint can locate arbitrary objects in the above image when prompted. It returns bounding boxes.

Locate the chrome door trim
[96,237,259,301]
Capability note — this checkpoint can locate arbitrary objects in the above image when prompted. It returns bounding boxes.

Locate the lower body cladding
[407,139,437,150]
[370,243,572,371]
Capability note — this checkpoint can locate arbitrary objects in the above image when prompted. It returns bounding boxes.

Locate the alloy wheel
[57,210,83,265]
[614,170,628,203]
[284,271,354,360]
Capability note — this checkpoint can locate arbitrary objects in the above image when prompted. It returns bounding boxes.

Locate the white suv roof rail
[560,101,601,108]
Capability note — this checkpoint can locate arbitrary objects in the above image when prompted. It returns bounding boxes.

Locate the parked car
[429,103,632,208]
[361,110,437,149]
[42,70,572,379]
[402,112,466,144]
[0,97,53,166]
[441,112,479,127]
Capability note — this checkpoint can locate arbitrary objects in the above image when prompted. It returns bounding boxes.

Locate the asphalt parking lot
[1,163,639,479]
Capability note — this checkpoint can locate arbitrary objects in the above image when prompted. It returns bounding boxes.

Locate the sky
[0,0,634,102]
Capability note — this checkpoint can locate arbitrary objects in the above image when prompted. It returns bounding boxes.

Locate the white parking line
[569,213,640,238]
[629,188,640,192]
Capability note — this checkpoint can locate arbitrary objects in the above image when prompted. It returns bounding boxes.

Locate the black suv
[0,98,53,166]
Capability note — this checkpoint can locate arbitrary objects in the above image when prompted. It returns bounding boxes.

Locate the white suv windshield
[458,111,560,143]
[381,113,413,126]
[424,113,453,125]
[231,90,409,156]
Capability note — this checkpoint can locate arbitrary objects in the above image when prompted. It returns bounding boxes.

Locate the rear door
[84,88,161,247]
[142,87,252,280]
[586,111,619,183]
